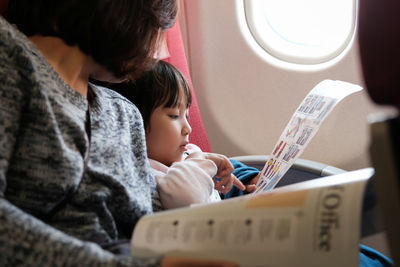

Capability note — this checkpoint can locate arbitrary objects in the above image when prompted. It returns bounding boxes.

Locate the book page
[255,80,363,192]
[131,168,373,266]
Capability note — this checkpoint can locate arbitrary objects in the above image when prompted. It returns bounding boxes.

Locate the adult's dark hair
[111,60,192,130]
[6,0,177,80]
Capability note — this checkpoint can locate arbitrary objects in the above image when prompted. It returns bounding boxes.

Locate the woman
[0,0,236,266]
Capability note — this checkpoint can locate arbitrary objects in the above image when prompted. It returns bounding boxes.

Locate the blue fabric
[359,244,393,266]
[223,159,260,199]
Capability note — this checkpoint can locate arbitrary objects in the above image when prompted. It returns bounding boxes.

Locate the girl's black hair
[6,0,177,80]
[111,60,192,130]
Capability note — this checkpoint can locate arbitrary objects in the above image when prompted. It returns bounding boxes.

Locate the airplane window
[244,0,357,65]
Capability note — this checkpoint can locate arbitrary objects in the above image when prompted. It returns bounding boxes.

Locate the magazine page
[131,168,373,267]
[255,80,363,193]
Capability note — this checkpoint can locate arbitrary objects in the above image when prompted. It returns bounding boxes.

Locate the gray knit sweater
[0,16,159,266]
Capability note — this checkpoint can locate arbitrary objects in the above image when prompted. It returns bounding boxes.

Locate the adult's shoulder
[0,16,19,55]
[0,16,42,101]
[0,15,13,36]
[0,16,43,78]
[0,16,27,48]
[90,83,143,121]
[90,84,135,106]
[92,84,130,101]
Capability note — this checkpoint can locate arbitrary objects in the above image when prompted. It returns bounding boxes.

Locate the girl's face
[146,95,192,166]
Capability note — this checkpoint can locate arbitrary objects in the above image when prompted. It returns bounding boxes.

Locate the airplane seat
[163,20,212,152]
[358,0,400,261]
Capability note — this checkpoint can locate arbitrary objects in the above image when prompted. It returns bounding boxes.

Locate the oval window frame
[244,0,358,65]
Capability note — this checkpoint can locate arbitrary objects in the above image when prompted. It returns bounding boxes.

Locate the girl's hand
[186,152,246,194]
[243,171,262,193]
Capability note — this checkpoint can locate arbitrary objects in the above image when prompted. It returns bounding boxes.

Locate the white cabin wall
[179,0,388,171]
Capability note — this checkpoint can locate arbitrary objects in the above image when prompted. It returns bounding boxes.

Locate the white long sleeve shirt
[150,145,221,209]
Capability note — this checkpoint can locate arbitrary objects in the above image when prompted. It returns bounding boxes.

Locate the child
[111,61,260,209]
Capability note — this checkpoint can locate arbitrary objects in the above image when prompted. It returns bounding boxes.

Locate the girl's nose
[182,123,192,136]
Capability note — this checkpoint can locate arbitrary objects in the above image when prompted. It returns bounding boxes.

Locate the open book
[131,80,369,266]
[132,168,373,266]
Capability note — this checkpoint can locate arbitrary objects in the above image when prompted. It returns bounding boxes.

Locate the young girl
[112,61,260,209]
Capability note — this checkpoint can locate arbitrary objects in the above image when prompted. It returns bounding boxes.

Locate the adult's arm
[0,198,163,266]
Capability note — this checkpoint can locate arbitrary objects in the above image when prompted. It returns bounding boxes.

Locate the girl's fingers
[214,174,242,194]
[245,184,256,193]
[233,176,245,191]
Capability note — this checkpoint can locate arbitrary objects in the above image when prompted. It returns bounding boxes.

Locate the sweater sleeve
[155,159,219,209]
[0,199,163,266]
